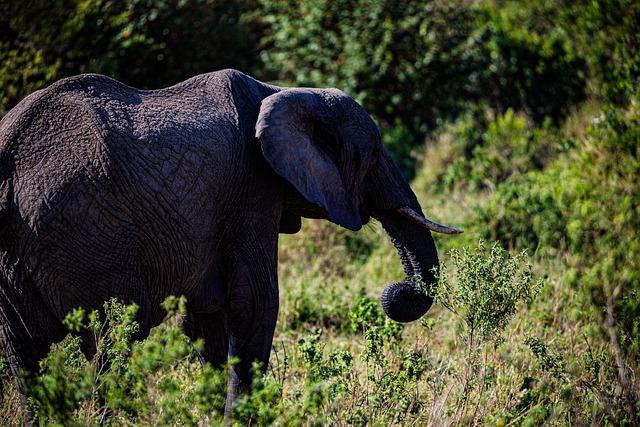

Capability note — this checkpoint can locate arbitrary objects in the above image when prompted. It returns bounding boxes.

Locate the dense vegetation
[0,0,638,425]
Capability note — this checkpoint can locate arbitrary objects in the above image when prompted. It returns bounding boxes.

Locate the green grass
[1,98,638,426]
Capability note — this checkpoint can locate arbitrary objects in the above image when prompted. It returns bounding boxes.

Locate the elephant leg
[226,293,278,415]
[224,226,280,414]
[184,311,228,369]
[0,268,68,425]
[0,296,53,423]
[6,340,50,411]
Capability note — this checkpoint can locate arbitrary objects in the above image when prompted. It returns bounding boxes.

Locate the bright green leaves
[434,241,543,346]
[26,297,229,426]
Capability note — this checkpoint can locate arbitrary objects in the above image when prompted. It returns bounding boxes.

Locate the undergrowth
[1,239,545,426]
[2,94,638,425]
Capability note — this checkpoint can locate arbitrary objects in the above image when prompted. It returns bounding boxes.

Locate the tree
[257,0,587,176]
[0,0,262,111]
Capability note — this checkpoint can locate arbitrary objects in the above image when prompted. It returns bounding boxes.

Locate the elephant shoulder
[196,69,254,88]
[180,69,280,104]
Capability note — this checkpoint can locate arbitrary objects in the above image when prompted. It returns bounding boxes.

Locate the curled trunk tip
[381,281,432,322]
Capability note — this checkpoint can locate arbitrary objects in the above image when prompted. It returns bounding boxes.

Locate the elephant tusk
[396,206,464,234]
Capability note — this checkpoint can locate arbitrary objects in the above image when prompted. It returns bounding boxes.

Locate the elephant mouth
[359,209,371,227]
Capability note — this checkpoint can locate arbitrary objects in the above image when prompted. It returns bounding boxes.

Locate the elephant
[0,69,461,418]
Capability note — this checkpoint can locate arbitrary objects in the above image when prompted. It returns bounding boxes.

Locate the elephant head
[256,87,462,323]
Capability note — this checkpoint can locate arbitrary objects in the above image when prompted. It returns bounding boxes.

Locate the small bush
[25,298,230,426]
[430,240,543,424]
[434,240,543,346]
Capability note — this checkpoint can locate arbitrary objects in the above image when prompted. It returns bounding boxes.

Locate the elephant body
[0,69,460,417]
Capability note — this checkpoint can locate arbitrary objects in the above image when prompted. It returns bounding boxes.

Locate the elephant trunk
[375,207,461,322]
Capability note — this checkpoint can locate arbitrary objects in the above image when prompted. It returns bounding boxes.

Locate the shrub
[433,241,542,347]
[442,109,569,192]
[0,0,261,110]
[573,0,640,105]
[25,297,230,426]
[474,5,587,124]
[479,162,570,255]
[427,240,543,425]
[478,100,640,425]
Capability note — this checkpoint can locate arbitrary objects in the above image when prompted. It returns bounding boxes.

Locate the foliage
[0,0,604,180]
[574,0,640,105]
[490,0,639,107]
[473,4,587,123]
[277,220,384,333]
[259,0,479,128]
[440,109,570,192]
[0,0,260,111]
[434,241,542,345]
[431,241,544,423]
[24,297,229,426]
[478,98,640,425]
[1,241,545,426]
[2,0,640,425]
[0,41,60,115]
[258,0,586,178]
[258,0,484,177]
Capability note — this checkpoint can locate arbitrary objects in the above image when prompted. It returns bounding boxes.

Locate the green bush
[427,240,543,424]
[434,241,543,346]
[478,100,640,425]
[0,0,260,110]
[26,298,230,426]
[0,240,557,426]
[479,162,570,254]
[0,43,60,113]
[441,109,569,192]
[278,220,382,332]
[258,0,484,178]
[259,0,480,128]
[474,5,587,123]
[574,0,640,105]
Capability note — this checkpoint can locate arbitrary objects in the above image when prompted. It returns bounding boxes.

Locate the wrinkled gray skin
[0,69,460,418]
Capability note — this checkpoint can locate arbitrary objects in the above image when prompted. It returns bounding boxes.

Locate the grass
[0,222,629,426]
[1,223,546,426]
[1,99,638,426]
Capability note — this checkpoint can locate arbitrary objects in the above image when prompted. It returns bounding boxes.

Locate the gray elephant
[0,69,461,417]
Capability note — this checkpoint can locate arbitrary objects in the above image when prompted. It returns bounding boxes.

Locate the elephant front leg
[226,292,278,411]
[223,229,280,417]
[184,311,229,369]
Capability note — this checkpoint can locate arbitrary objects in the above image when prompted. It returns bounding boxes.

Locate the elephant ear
[256,89,363,231]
